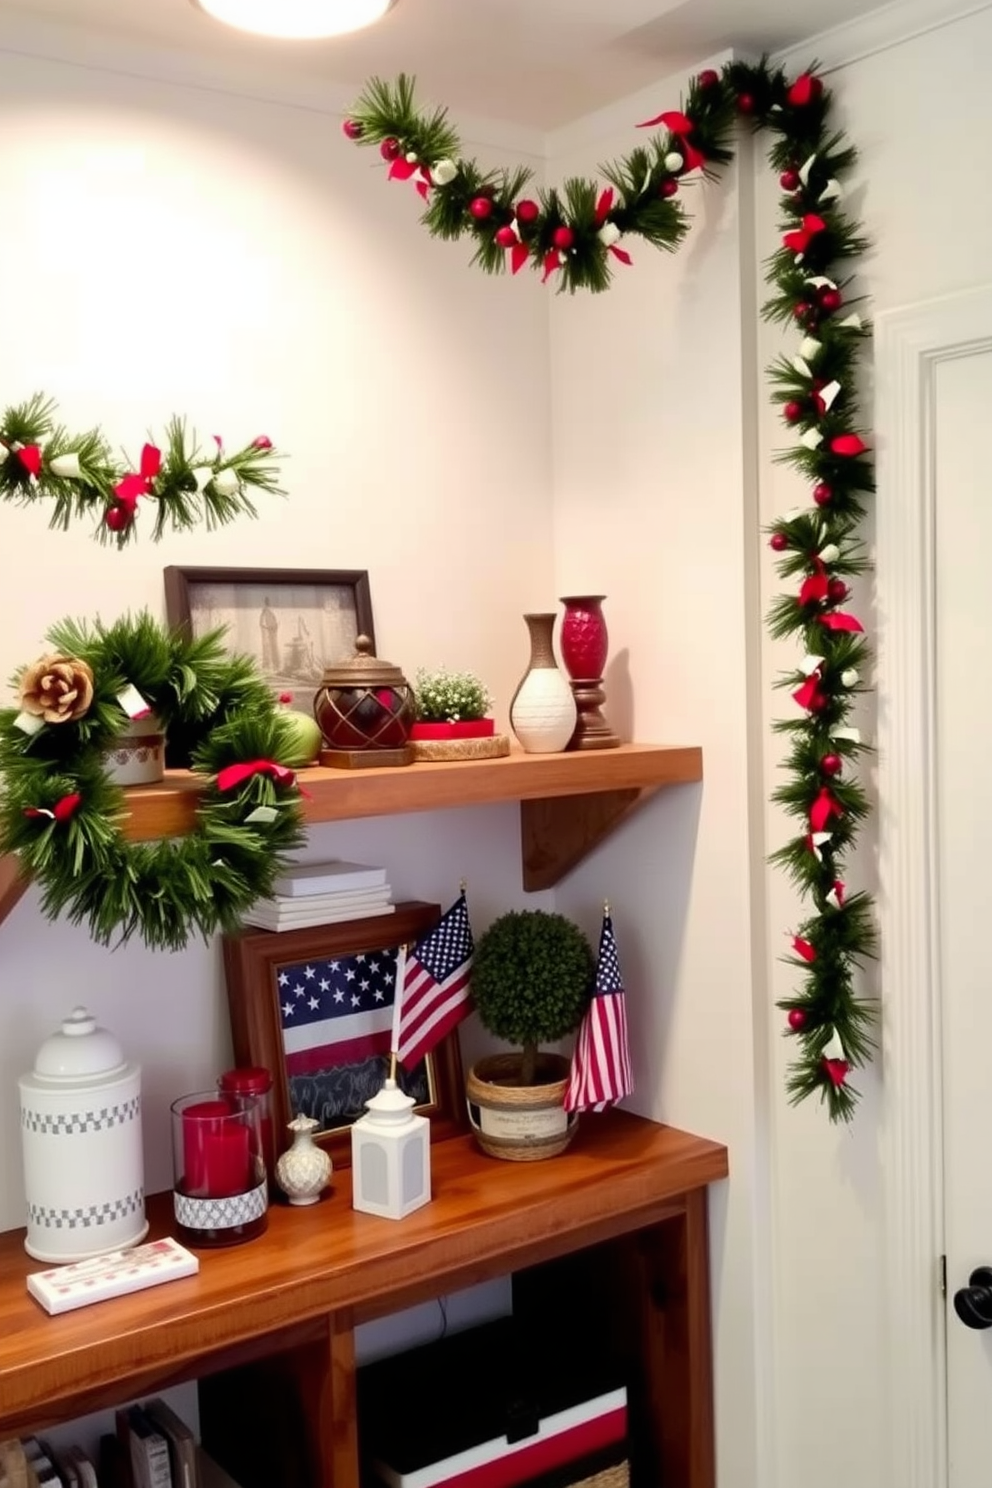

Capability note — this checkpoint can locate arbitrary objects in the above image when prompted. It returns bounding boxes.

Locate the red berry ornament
[104,504,132,533]
[342,119,363,140]
[783,400,804,424]
[821,753,842,776]
[737,92,755,114]
[779,169,801,192]
[820,287,843,314]
[380,137,400,161]
[660,178,679,199]
[813,482,833,507]
[697,68,720,88]
[770,532,789,552]
[515,198,540,224]
[827,578,849,603]
[552,225,575,250]
[469,196,494,220]
[793,301,813,323]
[494,225,517,248]
[788,1008,808,1032]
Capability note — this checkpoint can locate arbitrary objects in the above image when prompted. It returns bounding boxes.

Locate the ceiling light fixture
[191,0,396,40]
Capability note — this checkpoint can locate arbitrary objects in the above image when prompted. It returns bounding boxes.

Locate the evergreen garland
[0,393,283,546]
[0,612,306,950]
[344,60,875,1120]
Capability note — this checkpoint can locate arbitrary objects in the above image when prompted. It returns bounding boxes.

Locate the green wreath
[0,393,283,546]
[0,612,306,950]
[343,60,875,1121]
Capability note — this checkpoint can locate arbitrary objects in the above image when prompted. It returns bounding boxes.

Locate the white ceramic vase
[275,1115,332,1206]
[509,613,577,754]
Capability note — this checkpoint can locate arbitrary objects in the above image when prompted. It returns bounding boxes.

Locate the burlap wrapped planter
[465,1052,577,1161]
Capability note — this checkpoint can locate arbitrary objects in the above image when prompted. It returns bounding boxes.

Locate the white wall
[757,7,992,1488]
[547,62,770,1488]
[0,34,554,1222]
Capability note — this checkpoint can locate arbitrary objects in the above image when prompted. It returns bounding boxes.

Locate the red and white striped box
[359,1318,628,1488]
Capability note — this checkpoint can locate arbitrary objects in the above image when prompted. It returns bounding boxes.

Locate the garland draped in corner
[0,612,306,950]
[0,393,283,545]
[343,60,875,1121]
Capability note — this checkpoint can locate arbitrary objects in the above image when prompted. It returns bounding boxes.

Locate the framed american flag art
[222,902,468,1175]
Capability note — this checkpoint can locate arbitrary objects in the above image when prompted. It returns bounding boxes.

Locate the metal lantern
[313,635,416,768]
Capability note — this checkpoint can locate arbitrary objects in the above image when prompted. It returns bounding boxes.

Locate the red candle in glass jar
[181,1099,251,1199]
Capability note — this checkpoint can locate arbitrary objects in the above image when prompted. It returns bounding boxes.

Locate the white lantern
[350,1079,430,1220]
[19,1007,146,1263]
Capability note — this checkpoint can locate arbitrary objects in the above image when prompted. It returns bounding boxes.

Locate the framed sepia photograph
[164,566,375,716]
[221,902,467,1174]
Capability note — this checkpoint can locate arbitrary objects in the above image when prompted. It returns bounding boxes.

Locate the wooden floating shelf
[0,744,702,929]
[0,1111,728,1452]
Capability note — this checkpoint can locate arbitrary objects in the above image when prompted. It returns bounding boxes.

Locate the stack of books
[0,1399,240,1487]
[240,861,393,933]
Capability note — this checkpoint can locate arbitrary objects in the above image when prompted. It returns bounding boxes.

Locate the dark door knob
[954,1267,992,1329]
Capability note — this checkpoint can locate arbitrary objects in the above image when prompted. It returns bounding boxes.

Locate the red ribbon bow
[542,249,562,284]
[799,563,829,607]
[15,444,42,477]
[823,1057,850,1089]
[636,110,706,172]
[792,936,817,963]
[819,610,864,633]
[113,443,162,512]
[23,792,82,824]
[792,671,826,712]
[216,758,296,793]
[782,213,827,256]
[810,786,844,834]
[827,880,846,908]
[830,433,868,457]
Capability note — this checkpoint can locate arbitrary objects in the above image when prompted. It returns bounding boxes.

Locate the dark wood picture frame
[164,565,375,714]
[222,902,467,1175]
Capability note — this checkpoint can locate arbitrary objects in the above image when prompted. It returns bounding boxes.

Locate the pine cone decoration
[19,654,95,724]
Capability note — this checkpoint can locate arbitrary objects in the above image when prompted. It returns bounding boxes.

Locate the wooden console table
[0,1110,728,1487]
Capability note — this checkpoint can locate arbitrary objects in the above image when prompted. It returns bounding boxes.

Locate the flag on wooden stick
[392,892,474,1070]
[564,909,633,1113]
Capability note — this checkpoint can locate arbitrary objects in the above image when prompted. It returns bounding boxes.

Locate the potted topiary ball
[466,909,595,1160]
[409,666,509,761]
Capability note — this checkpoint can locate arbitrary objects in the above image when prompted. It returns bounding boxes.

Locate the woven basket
[564,1464,629,1488]
[410,733,510,762]
[465,1053,578,1161]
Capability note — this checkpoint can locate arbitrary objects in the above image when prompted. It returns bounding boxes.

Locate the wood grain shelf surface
[0,744,702,926]
[116,743,702,842]
[0,1110,727,1436]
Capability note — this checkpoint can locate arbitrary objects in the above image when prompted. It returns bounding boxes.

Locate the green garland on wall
[0,613,306,950]
[343,59,875,1120]
[0,393,283,546]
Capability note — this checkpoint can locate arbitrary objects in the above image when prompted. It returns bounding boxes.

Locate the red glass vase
[558,595,619,750]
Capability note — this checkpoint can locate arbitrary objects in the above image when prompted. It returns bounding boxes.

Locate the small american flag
[278,949,398,1077]
[392,893,474,1070]
[564,911,633,1113]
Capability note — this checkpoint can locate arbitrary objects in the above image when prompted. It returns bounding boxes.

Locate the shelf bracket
[520,786,657,891]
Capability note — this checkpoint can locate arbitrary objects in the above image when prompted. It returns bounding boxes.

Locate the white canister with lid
[18,1006,147,1263]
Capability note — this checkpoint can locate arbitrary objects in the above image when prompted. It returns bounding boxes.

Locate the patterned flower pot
[100,714,164,787]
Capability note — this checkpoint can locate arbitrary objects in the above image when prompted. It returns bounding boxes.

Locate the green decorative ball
[473,909,595,1048]
[278,704,322,766]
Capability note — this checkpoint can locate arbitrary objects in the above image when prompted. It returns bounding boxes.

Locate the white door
[935,338,992,1486]
[876,286,992,1488]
